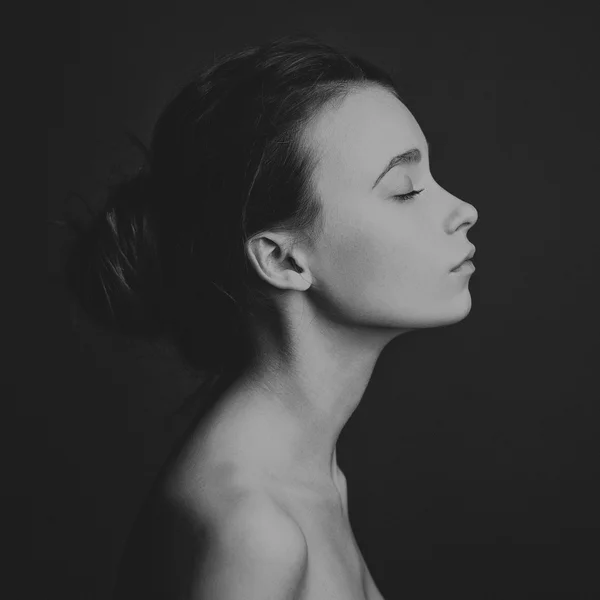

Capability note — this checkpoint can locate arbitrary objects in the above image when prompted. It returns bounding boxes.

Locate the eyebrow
[371,141,430,190]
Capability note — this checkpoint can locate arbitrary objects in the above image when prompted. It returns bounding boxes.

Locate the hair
[59,33,400,383]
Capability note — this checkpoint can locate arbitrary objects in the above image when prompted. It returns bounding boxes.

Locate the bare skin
[112,383,385,599]
[112,85,478,599]
[175,380,388,599]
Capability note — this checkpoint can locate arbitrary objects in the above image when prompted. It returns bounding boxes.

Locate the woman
[62,34,478,600]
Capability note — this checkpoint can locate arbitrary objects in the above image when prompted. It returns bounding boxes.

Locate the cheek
[315,217,418,316]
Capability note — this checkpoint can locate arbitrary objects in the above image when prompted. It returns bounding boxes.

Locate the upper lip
[451,246,476,271]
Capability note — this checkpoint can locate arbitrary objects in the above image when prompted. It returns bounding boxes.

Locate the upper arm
[192,498,308,599]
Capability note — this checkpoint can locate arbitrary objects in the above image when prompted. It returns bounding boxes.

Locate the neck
[216,307,408,489]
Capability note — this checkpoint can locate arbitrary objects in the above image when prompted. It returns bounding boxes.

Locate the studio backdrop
[45,3,596,599]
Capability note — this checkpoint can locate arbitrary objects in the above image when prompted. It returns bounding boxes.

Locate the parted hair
[59,33,400,378]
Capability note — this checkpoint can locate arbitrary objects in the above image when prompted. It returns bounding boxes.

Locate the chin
[398,296,474,330]
[443,294,474,325]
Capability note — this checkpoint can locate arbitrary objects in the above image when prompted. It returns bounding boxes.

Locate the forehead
[307,86,425,192]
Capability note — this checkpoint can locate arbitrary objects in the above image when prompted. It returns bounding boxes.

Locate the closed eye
[392,188,424,202]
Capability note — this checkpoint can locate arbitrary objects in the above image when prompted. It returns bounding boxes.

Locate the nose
[460,201,478,231]
[443,186,479,234]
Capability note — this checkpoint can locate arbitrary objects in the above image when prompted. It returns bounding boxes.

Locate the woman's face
[303,85,479,331]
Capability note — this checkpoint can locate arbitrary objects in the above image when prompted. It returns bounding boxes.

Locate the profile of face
[294,85,479,333]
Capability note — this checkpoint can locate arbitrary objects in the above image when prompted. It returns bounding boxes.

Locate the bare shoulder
[114,472,308,599]
[168,477,309,599]
[215,491,308,560]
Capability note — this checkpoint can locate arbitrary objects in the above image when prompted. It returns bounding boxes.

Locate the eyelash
[392,188,424,202]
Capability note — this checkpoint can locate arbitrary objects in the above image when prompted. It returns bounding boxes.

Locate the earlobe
[290,271,311,291]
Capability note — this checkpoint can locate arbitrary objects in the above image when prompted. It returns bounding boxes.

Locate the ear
[245,232,313,292]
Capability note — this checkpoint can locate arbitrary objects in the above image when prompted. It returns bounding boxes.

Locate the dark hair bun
[64,171,167,340]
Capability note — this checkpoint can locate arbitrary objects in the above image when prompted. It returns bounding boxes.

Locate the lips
[451,246,476,271]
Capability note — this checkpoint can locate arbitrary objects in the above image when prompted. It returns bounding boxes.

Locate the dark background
[44,2,597,599]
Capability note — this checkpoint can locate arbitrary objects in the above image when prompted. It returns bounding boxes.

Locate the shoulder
[170,469,308,562]
[199,495,309,599]
[216,493,308,559]
[167,477,308,599]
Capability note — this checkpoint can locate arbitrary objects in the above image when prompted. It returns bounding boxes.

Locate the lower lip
[451,260,475,274]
